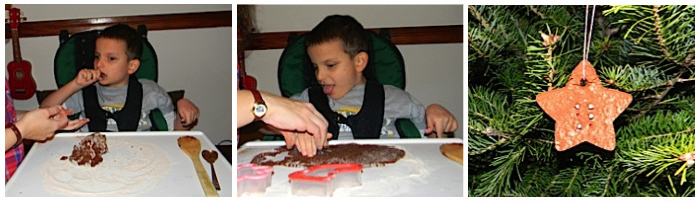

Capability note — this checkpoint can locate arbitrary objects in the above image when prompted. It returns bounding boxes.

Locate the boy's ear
[354,52,369,72]
[128,59,140,74]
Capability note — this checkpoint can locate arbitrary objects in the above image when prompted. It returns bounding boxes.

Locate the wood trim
[246,25,463,50]
[5,11,232,38]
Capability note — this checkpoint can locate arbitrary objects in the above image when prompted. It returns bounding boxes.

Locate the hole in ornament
[580,78,587,86]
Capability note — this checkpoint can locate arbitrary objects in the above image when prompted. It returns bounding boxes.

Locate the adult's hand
[260,91,331,149]
[280,131,331,157]
[15,106,89,142]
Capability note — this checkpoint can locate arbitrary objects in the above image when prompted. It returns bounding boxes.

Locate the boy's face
[308,40,367,100]
[94,38,139,87]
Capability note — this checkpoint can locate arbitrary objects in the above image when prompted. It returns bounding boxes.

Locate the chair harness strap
[309,80,385,139]
[83,75,143,131]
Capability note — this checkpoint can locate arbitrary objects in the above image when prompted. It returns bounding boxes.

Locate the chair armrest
[395,118,422,138]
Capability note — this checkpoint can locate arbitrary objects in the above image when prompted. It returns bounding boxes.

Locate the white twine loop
[583,5,596,80]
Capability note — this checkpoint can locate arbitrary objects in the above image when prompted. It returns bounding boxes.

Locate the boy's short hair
[306,15,368,58]
[98,24,143,61]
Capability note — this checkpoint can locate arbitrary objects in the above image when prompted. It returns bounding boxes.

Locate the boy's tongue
[323,85,334,95]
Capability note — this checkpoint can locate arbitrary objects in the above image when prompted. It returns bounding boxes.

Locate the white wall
[244,5,464,138]
[4,4,233,144]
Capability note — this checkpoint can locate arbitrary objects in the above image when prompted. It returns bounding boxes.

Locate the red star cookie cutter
[237,164,274,196]
[288,164,363,196]
[536,60,632,151]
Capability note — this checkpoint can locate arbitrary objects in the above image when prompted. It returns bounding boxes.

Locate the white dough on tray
[42,138,171,196]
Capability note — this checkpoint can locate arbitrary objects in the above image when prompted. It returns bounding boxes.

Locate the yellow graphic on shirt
[102,104,125,113]
[337,107,361,117]
[336,107,394,137]
[101,103,149,129]
[336,107,360,133]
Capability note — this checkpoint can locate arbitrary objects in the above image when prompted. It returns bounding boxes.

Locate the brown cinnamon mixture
[60,133,108,167]
[250,143,405,167]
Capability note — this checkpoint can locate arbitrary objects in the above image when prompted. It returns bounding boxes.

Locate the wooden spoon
[178,136,218,197]
[201,150,221,191]
[440,143,463,165]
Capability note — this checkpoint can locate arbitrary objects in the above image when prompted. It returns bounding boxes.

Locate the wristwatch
[250,89,267,121]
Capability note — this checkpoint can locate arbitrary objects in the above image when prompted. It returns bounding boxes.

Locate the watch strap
[6,123,22,149]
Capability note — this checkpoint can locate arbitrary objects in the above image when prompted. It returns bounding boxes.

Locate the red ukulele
[7,7,36,100]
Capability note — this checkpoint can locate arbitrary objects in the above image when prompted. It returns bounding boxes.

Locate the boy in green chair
[41,24,189,132]
[291,15,458,140]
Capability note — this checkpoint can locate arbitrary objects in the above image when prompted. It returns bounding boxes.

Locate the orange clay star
[536,60,632,151]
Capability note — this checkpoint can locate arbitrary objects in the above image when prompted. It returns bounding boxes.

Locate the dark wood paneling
[5,11,232,38]
[247,25,463,50]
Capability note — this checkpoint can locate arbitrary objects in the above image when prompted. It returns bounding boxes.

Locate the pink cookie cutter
[237,163,273,196]
[288,164,363,196]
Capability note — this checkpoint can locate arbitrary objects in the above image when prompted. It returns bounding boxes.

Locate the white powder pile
[333,151,429,197]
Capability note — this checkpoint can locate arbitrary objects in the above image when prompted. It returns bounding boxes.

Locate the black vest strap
[308,85,340,139]
[309,81,385,139]
[83,76,143,131]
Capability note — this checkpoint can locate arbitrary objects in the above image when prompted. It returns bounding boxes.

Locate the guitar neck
[11,29,22,63]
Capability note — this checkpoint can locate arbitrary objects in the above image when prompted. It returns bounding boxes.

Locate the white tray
[237,138,463,197]
[5,131,232,197]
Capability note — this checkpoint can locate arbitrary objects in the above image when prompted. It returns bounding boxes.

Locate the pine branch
[616,110,695,190]
[599,64,678,92]
[474,146,528,196]
[525,137,553,144]
[640,127,694,141]
[529,5,546,20]
[628,69,686,121]
[657,95,694,110]
[524,35,557,92]
[651,5,680,66]
[467,124,514,156]
[601,168,615,196]
[563,167,581,196]
[468,38,488,58]
[469,5,491,30]
[683,47,694,67]
[470,111,494,122]
[468,136,509,156]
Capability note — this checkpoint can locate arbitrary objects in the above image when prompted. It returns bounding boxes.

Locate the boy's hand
[425,104,458,138]
[74,69,102,88]
[176,99,199,127]
[58,108,90,131]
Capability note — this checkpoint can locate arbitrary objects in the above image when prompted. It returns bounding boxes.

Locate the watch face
[253,104,267,117]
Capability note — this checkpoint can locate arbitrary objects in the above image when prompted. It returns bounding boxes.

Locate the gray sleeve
[384,86,426,131]
[406,94,427,131]
[63,90,84,114]
[289,88,311,102]
[141,80,175,131]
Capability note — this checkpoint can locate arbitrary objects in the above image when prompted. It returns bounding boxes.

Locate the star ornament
[536,60,632,151]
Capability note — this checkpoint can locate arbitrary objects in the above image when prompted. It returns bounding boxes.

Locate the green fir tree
[468,5,694,197]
